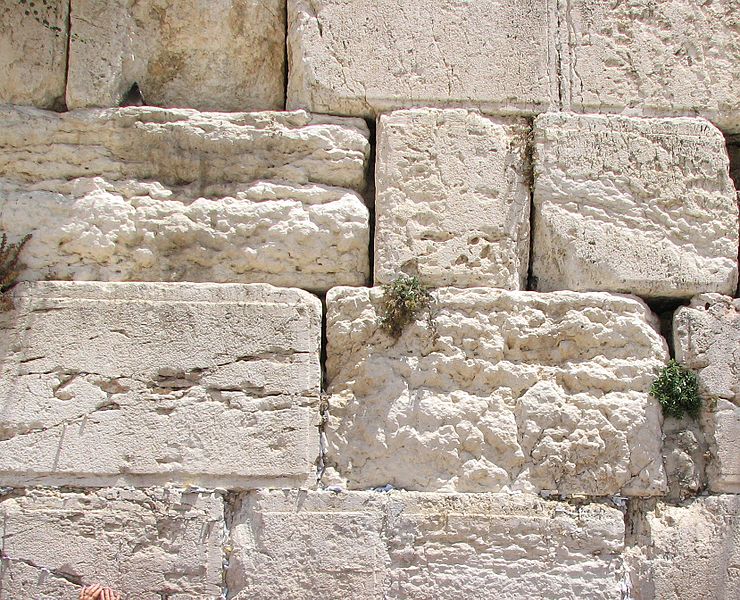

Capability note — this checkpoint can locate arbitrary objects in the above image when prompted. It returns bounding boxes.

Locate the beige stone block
[0,282,321,489]
[375,109,530,288]
[228,490,625,600]
[67,0,285,111]
[0,487,224,600]
[287,0,558,118]
[532,113,738,298]
[325,286,668,496]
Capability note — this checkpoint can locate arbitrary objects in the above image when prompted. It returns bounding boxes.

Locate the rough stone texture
[626,496,740,600]
[0,2,68,109]
[67,0,285,111]
[228,490,625,600]
[564,0,740,134]
[661,416,709,502]
[0,282,321,489]
[532,113,739,299]
[375,109,531,288]
[287,0,558,118]
[0,487,223,600]
[325,286,668,496]
[674,294,740,494]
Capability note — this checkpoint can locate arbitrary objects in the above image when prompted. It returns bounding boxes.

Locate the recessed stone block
[375,109,530,288]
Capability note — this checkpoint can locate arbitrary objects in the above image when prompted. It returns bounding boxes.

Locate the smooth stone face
[674,294,740,493]
[375,109,531,289]
[0,487,224,600]
[0,282,321,489]
[228,490,625,600]
[67,0,285,111]
[564,0,740,134]
[325,286,668,496]
[287,0,558,117]
[532,113,739,298]
[0,2,68,109]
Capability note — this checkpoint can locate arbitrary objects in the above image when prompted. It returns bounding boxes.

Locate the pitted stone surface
[287,0,558,118]
[564,0,740,134]
[228,490,625,600]
[0,282,321,489]
[325,286,668,496]
[375,109,531,289]
[674,294,740,493]
[532,113,739,298]
[0,487,224,600]
[67,0,285,112]
[0,2,68,109]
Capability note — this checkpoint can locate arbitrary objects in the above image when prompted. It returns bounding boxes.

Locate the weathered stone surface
[228,490,625,600]
[0,487,223,600]
[626,496,740,600]
[325,286,668,496]
[0,2,68,109]
[375,109,531,288]
[674,294,740,493]
[564,0,740,134]
[532,113,739,298]
[67,0,285,112]
[287,0,558,118]
[0,282,321,489]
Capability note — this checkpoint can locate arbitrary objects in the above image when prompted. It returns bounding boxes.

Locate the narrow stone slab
[0,487,224,599]
[0,282,321,489]
[564,0,740,134]
[325,287,668,496]
[67,0,285,111]
[287,0,558,117]
[375,109,530,288]
[674,294,740,493]
[532,113,739,298]
[227,490,625,600]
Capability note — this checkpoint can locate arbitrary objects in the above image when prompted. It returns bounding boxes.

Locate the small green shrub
[0,232,31,311]
[650,359,702,419]
[379,275,432,338]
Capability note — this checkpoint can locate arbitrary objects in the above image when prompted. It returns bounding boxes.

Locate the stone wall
[0,2,738,599]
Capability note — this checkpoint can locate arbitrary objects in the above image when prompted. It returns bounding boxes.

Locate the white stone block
[325,286,668,496]
[287,0,558,117]
[67,0,285,112]
[375,109,530,288]
[532,113,739,298]
[0,282,321,489]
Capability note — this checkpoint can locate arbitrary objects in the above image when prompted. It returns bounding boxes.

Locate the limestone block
[532,113,739,298]
[287,0,558,118]
[325,286,668,496]
[674,295,740,493]
[67,0,285,111]
[564,0,740,134]
[626,496,740,600]
[228,490,625,600]
[0,2,68,109]
[0,487,223,600]
[0,282,321,489]
[375,109,531,288]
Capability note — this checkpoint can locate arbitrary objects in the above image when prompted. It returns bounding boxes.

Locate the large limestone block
[674,295,740,493]
[0,487,223,599]
[532,113,739,298]
[287,0,558,118]
[0,282,321,489]
[0,2,68,109]
[375,109,531,288]
[325,286,668,496]
[563,0,740,134]
[627,496,740,600]
[228,490,625,600]
[67,0,285,111]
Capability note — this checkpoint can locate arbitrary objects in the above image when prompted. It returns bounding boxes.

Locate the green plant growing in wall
[0,232,31,311]
[650,359,702,419]
[379,274,432,338]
